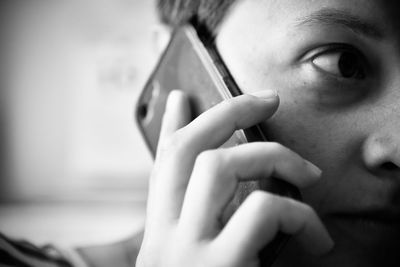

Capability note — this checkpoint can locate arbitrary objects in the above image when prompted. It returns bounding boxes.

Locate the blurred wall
[1,0,159,202]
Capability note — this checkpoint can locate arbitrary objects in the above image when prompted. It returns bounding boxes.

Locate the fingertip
[299,215,335,256]
[166,90,186,113]
[305,160,323,180]
[319,235,335,255]
[160,90,192,141]
[308,231,335,256]
[294,160,323,188]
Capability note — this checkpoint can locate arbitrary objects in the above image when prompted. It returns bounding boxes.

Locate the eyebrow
[295,8,383,39]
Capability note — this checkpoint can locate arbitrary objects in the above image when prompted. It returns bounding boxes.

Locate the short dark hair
[156,0,236,36]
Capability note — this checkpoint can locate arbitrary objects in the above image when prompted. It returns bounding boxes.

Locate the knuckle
[195,150,225,171]
[248,190,276,209]
[248,190,269,201]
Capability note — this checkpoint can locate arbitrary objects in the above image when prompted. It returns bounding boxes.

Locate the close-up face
[216,0,400,266]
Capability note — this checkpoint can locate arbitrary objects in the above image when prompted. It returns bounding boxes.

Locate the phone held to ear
[136,24,301,266]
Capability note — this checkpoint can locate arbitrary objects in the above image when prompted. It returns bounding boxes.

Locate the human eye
[307,44,368,80]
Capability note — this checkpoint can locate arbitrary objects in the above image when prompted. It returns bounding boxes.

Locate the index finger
[173,90,279,157]
[152,90,279,223]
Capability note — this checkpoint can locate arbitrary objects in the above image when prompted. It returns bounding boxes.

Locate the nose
[362,130,400,174]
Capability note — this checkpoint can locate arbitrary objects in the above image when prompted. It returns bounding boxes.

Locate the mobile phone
[135,24,301,266]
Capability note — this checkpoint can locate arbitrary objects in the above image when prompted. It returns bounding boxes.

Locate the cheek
[217,28,368,213]
[259,81,360,211]
[227,52,360,211]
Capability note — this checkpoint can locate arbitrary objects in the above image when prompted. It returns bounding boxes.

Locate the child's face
[216,0,400,266]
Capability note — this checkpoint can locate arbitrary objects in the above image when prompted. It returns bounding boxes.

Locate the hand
[136,90,333,267]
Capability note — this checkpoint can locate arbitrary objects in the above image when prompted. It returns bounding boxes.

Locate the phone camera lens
[138,103,148,119]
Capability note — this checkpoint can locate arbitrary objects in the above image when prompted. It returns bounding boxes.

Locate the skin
[137,0,400,267]
[216,0,400,266]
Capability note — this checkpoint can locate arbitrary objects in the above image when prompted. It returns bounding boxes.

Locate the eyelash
[306,44,369,81]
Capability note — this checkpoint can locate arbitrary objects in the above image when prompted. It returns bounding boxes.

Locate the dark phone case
[136,25,253,155]
[135,25,301,266]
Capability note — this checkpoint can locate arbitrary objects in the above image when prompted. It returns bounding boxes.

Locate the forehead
[251,0,397,17]
[226,0,400,40]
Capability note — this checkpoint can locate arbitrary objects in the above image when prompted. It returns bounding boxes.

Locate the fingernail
[305,160,322,178]
[249,89,278,99]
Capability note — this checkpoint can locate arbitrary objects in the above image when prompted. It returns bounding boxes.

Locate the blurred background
[0,0,159,247]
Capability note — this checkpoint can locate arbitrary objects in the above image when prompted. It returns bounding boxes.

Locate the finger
[152,91,279,222]
[157,90,192,156]
[179,142,321,238]
[174,90,278,158]
[212,191,334,261]
[146,90,191,225]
